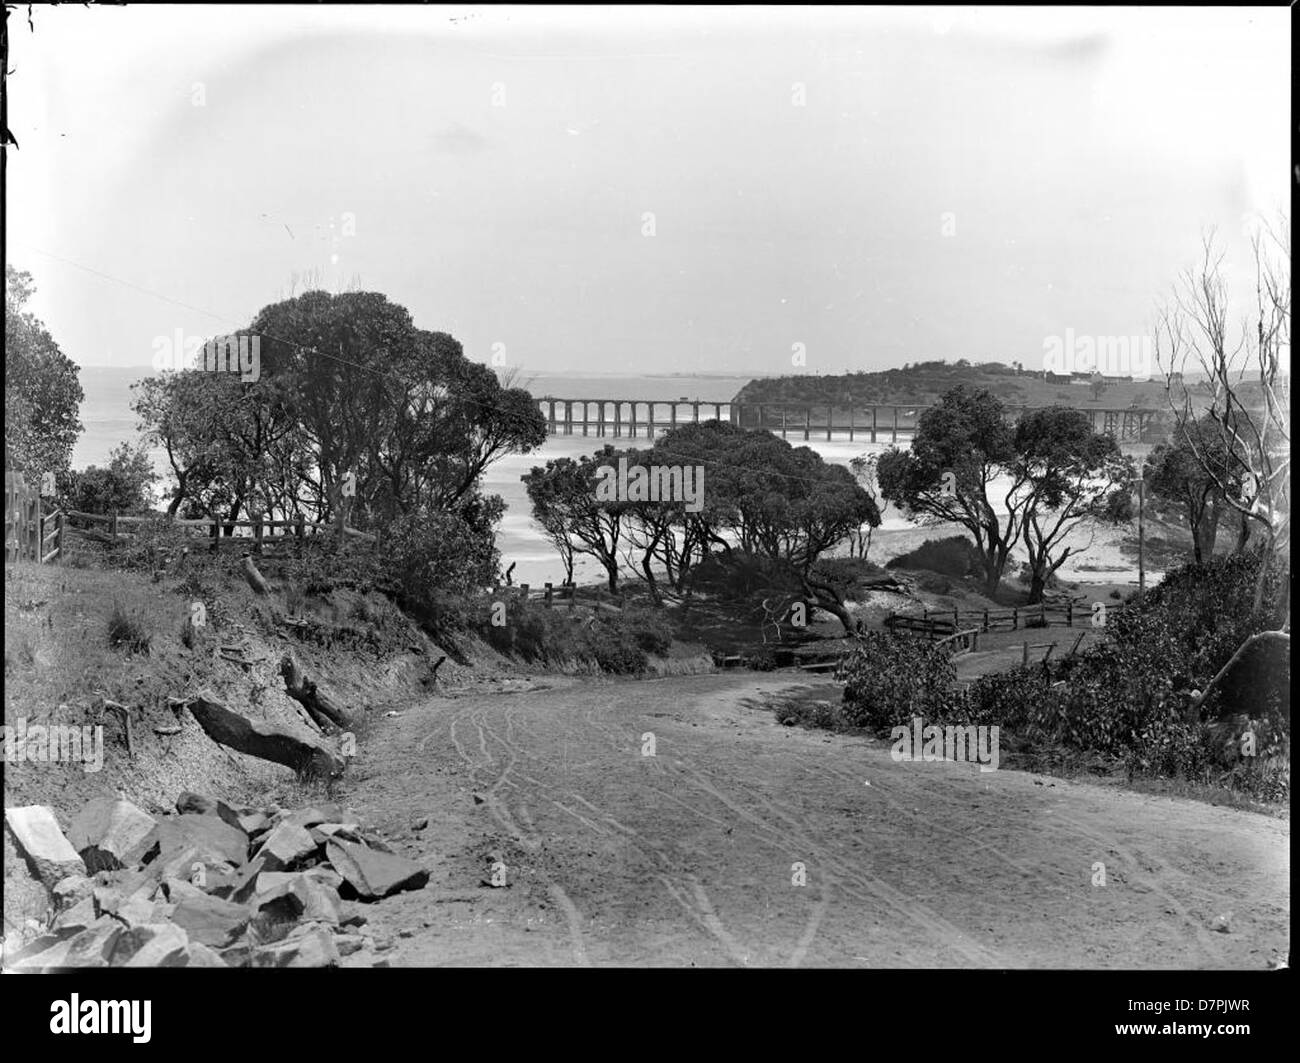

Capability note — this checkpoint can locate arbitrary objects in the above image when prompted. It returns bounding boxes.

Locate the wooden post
[982,608,989,632]
[848,405,855,442]
[38,510,46,564]
[1012,607,1018,630]
[519,582,529,603]
[613,402,622,438]
[1022,641,1030,666]
[1067,601,1073,627]
[210,513,220,553]
[670,402,677,430]
[646,402,654,439]
[548,400,557,434]
[544,582,553,608]
[252,514,263,554]
[109,510,119,541]
[781,408,787,438]
[892,407,898,444]
[953,608,959,632]
[804,407,811,441]
[630,403,638,438]
[826,404,833,441]
[582,401,589,437]
[693,402,701,426]
[715,403,723,423]
[56,511,65,562]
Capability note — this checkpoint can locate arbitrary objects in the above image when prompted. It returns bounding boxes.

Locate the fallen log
[278,653,352,731]
[188,690,344,777]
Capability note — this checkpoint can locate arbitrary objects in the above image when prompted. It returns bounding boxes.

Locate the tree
[5,266,84,477]
[1013,407,1127,603]
[1144,416,1237,563]
[523,448,626,595]
[877,386,1023,597]
[132,290,545,551]
[58,442,159,515]
[658,422,880,633]
[847,453,888,559]
[1155,220,1290,607]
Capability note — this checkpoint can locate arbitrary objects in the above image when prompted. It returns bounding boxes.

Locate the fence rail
[58,510,379,553]
[884,599,1124,639]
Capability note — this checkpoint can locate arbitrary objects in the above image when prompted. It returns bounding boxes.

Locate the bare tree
[1155,217,1290,611]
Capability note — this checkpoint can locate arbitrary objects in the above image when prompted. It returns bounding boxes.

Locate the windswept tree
[847,453,888,559]
[133,290,546,542]
[880,387,1125,602]
[877,386,1023,597]
[1014,407,1127,603]
[659,422,881,632]
[523,447,627,595]
[5,266,84,477]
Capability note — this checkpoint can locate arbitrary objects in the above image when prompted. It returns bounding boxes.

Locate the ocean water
[73,368,792,585]
[69,365,1135,588]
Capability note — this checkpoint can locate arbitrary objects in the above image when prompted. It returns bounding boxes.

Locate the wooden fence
[490,581,581,609]
[58,510,379,554]
[884,600,1124,640]
[5,474,65,564]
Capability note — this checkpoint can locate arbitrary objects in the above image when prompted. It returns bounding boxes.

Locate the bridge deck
[533,398,1160,443]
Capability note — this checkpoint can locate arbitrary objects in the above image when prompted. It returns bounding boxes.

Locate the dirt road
[342,674,1289,968]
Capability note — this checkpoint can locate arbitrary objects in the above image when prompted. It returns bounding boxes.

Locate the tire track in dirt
[431,701,592,964]
[479,699,755,964]
[578,690,1006,964]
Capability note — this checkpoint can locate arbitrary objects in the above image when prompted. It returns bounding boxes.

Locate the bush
[839,632,957,731]
[58,442,158,516]
[886,536,981,577]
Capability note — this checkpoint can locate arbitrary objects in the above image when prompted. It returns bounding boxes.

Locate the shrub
[886,536,981,577]
[839,632,956,731]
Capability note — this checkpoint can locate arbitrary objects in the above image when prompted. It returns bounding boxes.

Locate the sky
[5,5,1290,377]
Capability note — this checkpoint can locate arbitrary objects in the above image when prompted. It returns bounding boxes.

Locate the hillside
[732,360,1187,410]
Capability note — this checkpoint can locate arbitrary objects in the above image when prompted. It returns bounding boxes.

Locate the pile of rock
[4,792,430,969]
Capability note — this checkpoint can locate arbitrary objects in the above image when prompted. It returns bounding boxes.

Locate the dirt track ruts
[340,674,1289,968]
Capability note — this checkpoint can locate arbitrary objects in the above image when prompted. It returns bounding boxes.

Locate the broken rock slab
[163,878,251,947]
[183,941,229,967]
[175,791,244,832]
[251,924,339,968]
[326,839,430,901]
[146,814,249,869]
[68,797,158,872]
[52,874,95,909]
[111,922,191,967]
[60,918,124,968]
[252,872,341,926]
[253,821,318,872]
[5,805,87,887]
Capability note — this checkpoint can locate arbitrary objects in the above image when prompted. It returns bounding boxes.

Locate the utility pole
[1137,472,1145,593]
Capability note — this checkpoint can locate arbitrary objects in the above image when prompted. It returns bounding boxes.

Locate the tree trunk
[279,653,352,731]
[1027,572,1046,605]
[800,574,855,636]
